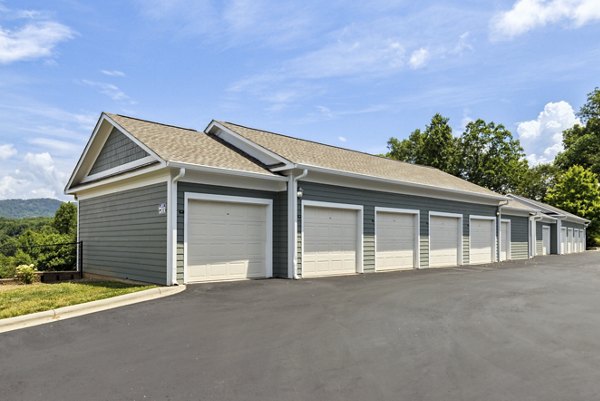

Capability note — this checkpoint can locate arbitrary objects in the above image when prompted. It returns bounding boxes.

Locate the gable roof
[217,121,504,199]
[507,194,590,223]
[106,114,276,177]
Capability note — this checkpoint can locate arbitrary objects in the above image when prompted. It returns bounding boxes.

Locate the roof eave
[295,163,507,203]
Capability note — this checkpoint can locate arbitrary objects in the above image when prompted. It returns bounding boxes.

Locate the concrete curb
[0,285,186,334]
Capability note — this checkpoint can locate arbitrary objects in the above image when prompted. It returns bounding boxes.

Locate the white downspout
[497,200,508,262]
[555,216,566,254]
[168,168,186,285]
[288,169,308,279]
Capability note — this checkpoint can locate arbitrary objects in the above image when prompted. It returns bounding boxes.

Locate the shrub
[15,264,37,284]
[0,264,16,279]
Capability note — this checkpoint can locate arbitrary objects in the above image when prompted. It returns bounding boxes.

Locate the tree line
[0,202,78,278]
[385,87,600,246]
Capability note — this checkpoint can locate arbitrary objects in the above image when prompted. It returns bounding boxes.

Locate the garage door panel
[303,206,358,277]
[186,199,269,283]
[470,219,495,264]
[376,212,416,271]
[430,215,460,267]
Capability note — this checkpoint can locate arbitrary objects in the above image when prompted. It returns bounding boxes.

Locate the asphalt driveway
[2,253,600,401]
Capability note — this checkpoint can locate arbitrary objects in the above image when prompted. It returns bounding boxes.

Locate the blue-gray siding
[296,181,497,275]
[79,183,168,284]
[502,214,529,260]
[89,128,149,175]
[176,182,287,282]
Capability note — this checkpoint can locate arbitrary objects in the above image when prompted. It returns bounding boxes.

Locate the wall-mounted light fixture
[297,187,304,198]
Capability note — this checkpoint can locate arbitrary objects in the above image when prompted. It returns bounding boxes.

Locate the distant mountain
[0,198,63,219]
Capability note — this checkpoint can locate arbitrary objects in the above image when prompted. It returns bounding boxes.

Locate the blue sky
[0,0,599,200]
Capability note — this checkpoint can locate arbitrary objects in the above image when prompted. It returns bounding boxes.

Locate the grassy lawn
[0,280,155,319]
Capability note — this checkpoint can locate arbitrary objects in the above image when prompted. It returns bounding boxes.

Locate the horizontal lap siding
[503,215,529,260]
[297,182,497,276]
[89,128,149,174]
[176,183,287,282]
[79,182,168,284]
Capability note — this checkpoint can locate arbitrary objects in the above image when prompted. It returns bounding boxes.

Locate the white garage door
[430,215,461,267]
[186,198,270,283]
[542,226,551,255]
[560,227,567,254]
[303,205,359,277]
[470,218,495,264]
[575,229,581,252]
[500,221,510,261]
[376,210,417,271]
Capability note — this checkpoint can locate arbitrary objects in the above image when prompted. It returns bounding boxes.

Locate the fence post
[79,242,83,279]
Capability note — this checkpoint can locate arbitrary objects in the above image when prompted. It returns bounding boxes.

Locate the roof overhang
[507,194,590,224]
[292,163,508,205]
[165,161,288,181]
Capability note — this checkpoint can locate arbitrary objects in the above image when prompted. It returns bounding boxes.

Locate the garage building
[65,113,589,285]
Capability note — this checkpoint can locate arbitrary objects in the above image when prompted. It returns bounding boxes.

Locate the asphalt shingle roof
[219,121,503,198]
[107,114,275,176]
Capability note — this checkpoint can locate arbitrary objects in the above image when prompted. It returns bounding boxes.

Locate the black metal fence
[24,241,82,274]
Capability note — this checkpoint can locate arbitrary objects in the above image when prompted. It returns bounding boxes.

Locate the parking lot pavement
[2,252,600,401]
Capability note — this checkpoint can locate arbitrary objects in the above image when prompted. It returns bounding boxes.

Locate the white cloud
[0,152,67,199]
[81,80,135,104]
[0,144,16,160]
[0,21,74,63]
[491,0,600,40]
[100,69,125,77]
[338,136,347,143]
[409,47,430,69]
[517,101,580,165]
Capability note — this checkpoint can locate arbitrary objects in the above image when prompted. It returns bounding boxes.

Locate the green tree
[516,163,559,201]
[555,88,600,175]
[386,113,458,174]
[545,165,600,246]
[52,202,77,239]
[458,119,528,194]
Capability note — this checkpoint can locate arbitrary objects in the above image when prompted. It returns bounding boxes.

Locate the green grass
[0,280,156,319]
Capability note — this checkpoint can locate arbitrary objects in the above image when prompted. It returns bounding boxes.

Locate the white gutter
[293,163,508,202]
[168,168,186,285]
[166,161,288,181]
[288,169,308,279]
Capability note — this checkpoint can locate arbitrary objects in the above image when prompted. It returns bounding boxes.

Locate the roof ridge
[220,120,426,170]
[111,113,199,132]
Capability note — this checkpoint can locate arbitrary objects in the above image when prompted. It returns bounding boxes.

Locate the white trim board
[80,156,157,184]
[500,219,512,261]
[468,215,498,265]
[300,200,364,277]
[374,207,420,270]
[428,211,464,268]
[183,192,273,284]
